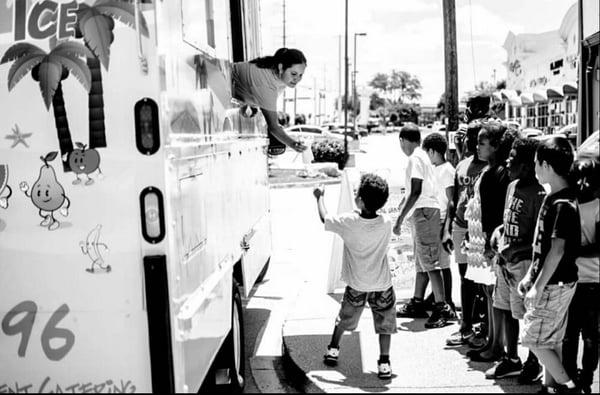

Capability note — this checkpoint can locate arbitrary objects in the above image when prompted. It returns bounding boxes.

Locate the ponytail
[250,48,307,71]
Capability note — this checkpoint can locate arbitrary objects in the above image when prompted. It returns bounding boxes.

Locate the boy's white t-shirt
[325,212,393,292]
[433,161,456,222]
[404,147,439,218]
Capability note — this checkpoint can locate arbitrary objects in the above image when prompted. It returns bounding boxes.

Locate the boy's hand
[524,286,540,308]
[517,276,532,298]
[313,185,325,199]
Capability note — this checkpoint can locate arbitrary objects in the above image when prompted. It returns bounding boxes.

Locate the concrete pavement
[277,178,599,393]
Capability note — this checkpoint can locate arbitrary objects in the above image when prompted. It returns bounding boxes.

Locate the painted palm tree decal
[75,0,149,149]
[0,41,92,171]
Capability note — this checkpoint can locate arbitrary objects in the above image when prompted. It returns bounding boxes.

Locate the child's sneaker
[446,328,475,346]
[518,355,543,384]
[377,360,392,379]
[424,303,450,328]
[323,346,339,366]
[396,298,429,318]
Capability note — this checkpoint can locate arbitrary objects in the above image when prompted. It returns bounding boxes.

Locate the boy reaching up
[314,174,396,379]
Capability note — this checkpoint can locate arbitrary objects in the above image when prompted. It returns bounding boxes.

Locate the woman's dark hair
[250,48,307,71]
[357,173,389,212]
[569,156,600,201]
[497,127,520,165]
[535,136,574,178]
[422,132,448,155]
[511,137,539,167]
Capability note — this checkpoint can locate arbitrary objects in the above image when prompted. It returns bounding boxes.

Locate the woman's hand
[291,140,307,152]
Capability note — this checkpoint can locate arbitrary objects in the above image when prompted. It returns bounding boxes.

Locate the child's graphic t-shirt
[500,179,546,264]
[530,188,580,285]
[325,212,392,292]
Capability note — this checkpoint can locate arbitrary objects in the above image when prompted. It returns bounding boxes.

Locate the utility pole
[338,35,342,123]
[282,0,287,117]
[443,0,458,143]
[343,0,349,160]
[353,32,367,131]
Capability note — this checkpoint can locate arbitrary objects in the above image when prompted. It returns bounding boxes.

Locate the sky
[260,0,577,106]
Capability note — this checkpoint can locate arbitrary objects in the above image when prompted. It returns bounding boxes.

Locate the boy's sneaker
[323,346,339,366]
[468,332,488,349]
[424,303,449,328]
[485,357,522,379]
[377,360,392,379]
[518,356,543,384]
[396,298,429,318]
[554,384,583,394]
[446,328,475,346]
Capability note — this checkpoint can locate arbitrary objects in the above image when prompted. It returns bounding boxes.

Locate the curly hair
[511,137,539,166]
[478,120,507,149]
[357,173,389,212]
[422,132,448,155]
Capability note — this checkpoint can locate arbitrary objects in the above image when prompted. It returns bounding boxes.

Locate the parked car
[329,126,358,140]
[523,128,543,139]
[285,125,342,142]
[577,130,599,157]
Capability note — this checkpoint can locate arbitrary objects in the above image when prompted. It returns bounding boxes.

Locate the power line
[469,0,477,87]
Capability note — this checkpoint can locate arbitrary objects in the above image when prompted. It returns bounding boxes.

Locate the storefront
[578,0,600,143]
[502,4,579,133]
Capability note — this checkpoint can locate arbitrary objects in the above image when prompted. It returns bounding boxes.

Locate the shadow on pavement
[285,332,398,393]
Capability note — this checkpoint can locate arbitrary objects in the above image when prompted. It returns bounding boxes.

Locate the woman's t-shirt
[232,62,286,112]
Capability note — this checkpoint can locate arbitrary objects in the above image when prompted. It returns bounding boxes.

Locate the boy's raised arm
[313,186,327,223]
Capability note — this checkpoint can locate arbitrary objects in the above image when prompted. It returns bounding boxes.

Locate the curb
[269,178,341,189]
[281,329,324,393]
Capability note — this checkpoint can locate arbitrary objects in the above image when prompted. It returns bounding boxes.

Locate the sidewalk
[279,188,600,393]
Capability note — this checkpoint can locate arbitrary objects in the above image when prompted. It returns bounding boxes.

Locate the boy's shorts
[409,207,445,273]
[336,286,397,334]
[452,225,468,265]
[492,260,530,319]
[521,281,576,349]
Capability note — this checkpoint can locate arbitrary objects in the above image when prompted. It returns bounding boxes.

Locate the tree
[369,72,389,93]
[389,70,421,103]
[1,41,92,171]
[75,0,149,148]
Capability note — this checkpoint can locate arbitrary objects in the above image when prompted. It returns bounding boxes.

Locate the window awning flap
[533,90,548,102]
[546,86,564,99]
[520,92,535,105]
[562,81,577,95]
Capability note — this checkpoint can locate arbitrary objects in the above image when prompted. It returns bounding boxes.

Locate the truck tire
[224,280,245,392]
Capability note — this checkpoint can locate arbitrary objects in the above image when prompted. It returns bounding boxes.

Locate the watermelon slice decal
[0,164,12,209]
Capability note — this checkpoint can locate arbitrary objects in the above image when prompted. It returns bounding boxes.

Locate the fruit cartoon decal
[20,152,71,231]
[80,224,110,273]
[69,142,102,185]
[0,164,13,209]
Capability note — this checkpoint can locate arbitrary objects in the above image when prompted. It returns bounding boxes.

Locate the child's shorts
[409,208,445,273]
[335,286,397,335]
[493,260,530,319]
[521,281,576,349]
[452,226,468,265]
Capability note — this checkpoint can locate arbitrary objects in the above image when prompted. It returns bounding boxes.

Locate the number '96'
[1,301,75,361]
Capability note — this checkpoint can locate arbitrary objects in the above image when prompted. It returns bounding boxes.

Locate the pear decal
[20,152,71,231]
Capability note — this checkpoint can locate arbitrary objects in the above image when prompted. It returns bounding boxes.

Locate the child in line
[562,155,600,394]
[486,138,545,381]
[314,174,396,379]
[395,124,453,329]
[445,122,488,347]
[423,132,457,317]
[518,136,580,394]
[465,123,515,363]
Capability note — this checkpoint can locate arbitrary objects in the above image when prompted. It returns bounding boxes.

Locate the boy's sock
[378,354,390,364]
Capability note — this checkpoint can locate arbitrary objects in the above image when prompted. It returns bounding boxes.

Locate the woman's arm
[260,108,307,152]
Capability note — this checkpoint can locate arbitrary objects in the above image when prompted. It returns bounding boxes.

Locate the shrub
[311,139,347,169]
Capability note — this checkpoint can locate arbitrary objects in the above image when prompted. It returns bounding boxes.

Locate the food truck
[0,0,270,392]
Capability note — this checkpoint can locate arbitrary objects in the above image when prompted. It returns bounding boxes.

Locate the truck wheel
[255,259,270,283]
[223,280,245,393]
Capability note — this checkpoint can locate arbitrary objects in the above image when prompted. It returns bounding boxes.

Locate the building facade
[579,0,599,141]
[502,3,579,133]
